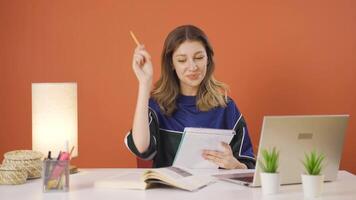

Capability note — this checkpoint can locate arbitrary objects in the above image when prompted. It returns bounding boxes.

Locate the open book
[94,167,213,191]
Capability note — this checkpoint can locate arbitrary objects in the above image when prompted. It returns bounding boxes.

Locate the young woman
[125,25,255,169]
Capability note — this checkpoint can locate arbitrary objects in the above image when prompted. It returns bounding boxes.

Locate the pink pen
[50,151,70,179]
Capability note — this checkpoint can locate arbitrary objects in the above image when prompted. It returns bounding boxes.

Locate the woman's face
[172,40,208,96]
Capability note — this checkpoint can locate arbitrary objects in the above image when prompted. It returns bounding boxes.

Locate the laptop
[214,115,349,187]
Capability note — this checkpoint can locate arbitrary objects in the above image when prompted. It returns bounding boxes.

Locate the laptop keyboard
[230,176,254,183]
[213,172,255,183]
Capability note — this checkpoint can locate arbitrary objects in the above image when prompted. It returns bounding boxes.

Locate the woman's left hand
[202,142,247,169]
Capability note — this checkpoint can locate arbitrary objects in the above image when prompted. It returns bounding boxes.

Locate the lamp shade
[32,83,78,158]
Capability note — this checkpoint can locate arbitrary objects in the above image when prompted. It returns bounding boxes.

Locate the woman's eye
[195,56,204,60]
[177,60,186,63]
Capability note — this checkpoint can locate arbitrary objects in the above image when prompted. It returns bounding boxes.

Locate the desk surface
[0,169,355,200]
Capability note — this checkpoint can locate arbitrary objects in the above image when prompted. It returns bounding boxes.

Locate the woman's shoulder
[225,96,241,114]
[226,96,237,107]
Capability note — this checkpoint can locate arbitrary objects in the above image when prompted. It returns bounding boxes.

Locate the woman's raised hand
[132,45,153,87]
[131,44,153,153]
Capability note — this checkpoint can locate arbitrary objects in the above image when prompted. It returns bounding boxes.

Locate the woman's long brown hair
[152,25,228,116]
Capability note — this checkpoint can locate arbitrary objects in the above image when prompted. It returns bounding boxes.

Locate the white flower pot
[301,174,324,198]
[260,172,280,195]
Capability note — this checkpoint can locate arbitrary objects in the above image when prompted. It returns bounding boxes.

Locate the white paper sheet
[173,128,235,169]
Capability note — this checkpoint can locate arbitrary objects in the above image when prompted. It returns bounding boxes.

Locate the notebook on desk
[214,115,349,187]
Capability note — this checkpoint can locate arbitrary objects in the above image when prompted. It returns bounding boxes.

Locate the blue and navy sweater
[125,95,256,168]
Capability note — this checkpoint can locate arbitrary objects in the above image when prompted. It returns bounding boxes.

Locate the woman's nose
[188,59,198,71]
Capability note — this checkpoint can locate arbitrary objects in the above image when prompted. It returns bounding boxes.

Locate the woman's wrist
[139,79,152,89]
[138,82,152,96]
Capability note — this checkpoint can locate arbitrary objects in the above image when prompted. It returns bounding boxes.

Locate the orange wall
[0,1,355,173]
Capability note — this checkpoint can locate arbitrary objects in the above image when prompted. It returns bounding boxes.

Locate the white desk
[0,169,355,200]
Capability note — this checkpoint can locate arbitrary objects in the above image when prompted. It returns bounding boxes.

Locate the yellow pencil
[129,31,141,46]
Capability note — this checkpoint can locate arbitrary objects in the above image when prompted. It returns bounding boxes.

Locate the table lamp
[32,82,78,173]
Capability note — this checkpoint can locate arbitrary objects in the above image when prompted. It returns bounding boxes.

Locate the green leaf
[259,147,279,173]
[302,150,325,175]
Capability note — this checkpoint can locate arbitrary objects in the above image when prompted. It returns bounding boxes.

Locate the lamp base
[69,165,79,174]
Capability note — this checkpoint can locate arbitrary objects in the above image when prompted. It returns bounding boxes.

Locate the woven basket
[0,164,28,185]
[3,150,44,179]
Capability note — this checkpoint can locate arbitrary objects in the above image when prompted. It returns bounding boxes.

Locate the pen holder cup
[42,160,69,192]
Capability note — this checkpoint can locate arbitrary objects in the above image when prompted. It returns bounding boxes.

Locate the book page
[94,172,147,190]
[173,128,235,169]
[144,167,214,191]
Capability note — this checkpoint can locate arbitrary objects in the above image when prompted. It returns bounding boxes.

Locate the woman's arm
[131,45,153,153]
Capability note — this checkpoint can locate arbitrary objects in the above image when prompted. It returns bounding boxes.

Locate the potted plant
[301,150,325,198]
[259,147,280,195]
